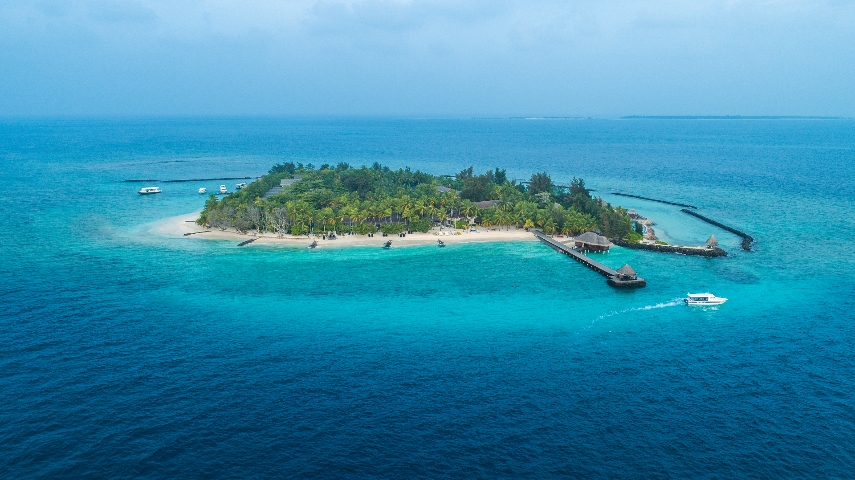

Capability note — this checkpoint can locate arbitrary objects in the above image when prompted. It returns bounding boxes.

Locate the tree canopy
[198,163,633,239]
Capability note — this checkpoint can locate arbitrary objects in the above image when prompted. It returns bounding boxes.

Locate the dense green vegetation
[198,162,635,238]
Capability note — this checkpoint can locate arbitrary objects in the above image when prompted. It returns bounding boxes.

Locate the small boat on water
[437,240,445,247]
[685,293,728,306]
[382,240,392,249]
[235,183,247,190]
[138,186,162,195]
[308,240,318,249]
[198,187,207,194]
[219,185,228,194]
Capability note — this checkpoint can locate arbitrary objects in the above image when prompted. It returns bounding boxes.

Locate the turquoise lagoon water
[1,118,854,477]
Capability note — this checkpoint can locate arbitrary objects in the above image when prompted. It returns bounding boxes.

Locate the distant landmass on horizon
[621,115,844,120]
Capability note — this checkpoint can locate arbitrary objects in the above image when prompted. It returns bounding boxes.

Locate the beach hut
[705,234,718,248]
[574,231,613,252]
[615,264,637,280]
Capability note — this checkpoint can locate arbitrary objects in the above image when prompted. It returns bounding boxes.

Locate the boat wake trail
[588,298,683,328]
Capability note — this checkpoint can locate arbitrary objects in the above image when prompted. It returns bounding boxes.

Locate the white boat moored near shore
[685,293,728,305]
[138,186,162,195]
[198,187,207,194]
[219,185,228,194]
[235,182,247,189]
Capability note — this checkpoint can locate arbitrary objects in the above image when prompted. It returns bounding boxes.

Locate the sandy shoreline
[153,212,540,248]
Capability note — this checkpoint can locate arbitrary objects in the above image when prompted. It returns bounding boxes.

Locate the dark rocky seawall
[680,209,754,251]
[612,239,727,257]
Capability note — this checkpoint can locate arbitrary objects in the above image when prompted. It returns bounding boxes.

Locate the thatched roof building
[705,234,718,248]
[574,231,613,251]
[474,199,501,209]
[615,264,637,279]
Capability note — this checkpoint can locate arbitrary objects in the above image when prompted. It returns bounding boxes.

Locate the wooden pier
[124,176,253,183]
[533,231,646,288]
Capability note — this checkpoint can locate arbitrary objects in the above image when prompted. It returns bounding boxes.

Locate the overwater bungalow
[607,263,646,288]
[574,231,613,252]
[614,264,637,280]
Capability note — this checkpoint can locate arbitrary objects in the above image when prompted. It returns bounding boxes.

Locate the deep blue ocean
[2,118,854,478]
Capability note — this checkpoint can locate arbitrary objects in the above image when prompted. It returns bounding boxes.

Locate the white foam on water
[588,298,684,328]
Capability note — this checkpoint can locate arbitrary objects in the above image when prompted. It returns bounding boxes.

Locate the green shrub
[380,223,405,235]
[453,220,469,230]
[408,218,433,233]
[353,223,377,235]
[291,224,304,236]
[626,231,643,244]
[654,240,668,245]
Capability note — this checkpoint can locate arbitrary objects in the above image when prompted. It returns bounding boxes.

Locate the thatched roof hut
[705,234,718,248]
[575,231,612,246]
[574,231,613,251]
[616,264,637,277]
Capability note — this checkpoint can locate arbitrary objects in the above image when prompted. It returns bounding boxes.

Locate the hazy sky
[1,0,853,116]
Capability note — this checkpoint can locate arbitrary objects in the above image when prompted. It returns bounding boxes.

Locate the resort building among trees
[574,231,613,252]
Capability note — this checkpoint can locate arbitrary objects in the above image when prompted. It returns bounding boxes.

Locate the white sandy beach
[154,212,540,248]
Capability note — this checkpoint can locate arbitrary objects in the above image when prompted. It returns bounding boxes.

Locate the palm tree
[368,201,382,226]
[353,208,367,231]
[381,200,393,225]
[321,207,334,234]
[544,218,557,235]
[536,209,548,229]
[427,205,438,224]
[435,208,447,226]
[402,207,417,229]
[460,200,475,223]
[339,205,355,233]
[415,198,428,218]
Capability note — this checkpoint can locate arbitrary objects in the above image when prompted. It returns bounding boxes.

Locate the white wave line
[588,297,683,328]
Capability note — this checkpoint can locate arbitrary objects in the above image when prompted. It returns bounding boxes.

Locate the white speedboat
[685,293,728,305]
[138,186,162,195]
[198,187,207,194]
[235,182,248,189]
[219,185,228,194]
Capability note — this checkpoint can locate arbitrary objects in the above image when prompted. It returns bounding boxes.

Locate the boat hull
[685,299,727,305]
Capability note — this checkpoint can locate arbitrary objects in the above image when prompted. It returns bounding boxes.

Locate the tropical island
[193,162,644,243]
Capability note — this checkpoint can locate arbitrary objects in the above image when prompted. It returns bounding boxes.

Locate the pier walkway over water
[533,231,646,288]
